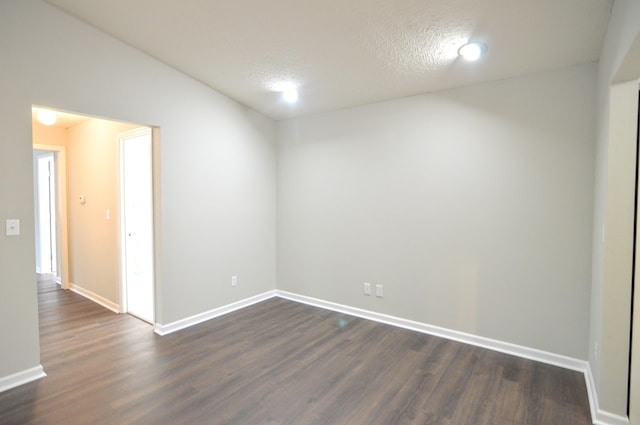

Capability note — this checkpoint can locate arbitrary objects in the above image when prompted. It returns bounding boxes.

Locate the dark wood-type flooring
[36,273,60,294]
[0,288,593,424]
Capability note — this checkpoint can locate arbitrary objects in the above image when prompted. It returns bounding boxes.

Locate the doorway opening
[31,106,157,326]
[33,150,60,293]
[35,152,56,276]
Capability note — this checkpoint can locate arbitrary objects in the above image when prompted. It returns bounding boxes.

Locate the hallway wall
[66,118,137,304]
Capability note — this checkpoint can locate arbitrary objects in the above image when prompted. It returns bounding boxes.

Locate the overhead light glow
[282,86,299,104]
[458,42,485,61]
[37,109,58,126]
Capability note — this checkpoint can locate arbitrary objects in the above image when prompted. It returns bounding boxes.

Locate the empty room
[1,0,639,424]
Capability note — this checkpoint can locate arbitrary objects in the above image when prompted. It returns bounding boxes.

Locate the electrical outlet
[363,282,371,295]
[594,342,598,359]
[231,275,238,286]
[375,284,383,297]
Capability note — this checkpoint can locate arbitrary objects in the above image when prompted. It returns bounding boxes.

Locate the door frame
[34,151,56,275]
[631,87,640,425]
[33,144,70,290]
[118,127,156,323]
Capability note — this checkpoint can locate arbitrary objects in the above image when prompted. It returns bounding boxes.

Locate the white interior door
[34,152,57,275]
[120,128,154,323]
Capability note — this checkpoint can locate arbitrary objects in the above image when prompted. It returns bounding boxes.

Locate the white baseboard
[69,282,120,313]
[594,410,631,425]
[0,365,46,393]
[275,290,634,425]
[147,288,630,425]
[154,290,277,336]
[584,364,630,425]
[276,290,587,372]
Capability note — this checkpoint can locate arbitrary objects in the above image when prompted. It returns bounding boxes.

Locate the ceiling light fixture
[282,86,299,104]
[37,109,58,126]
[458,42,486,61]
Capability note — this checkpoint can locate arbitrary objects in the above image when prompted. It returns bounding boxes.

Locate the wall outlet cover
[5,219,20,236]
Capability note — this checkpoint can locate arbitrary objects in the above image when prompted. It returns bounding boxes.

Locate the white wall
[590,0,640,418]
[277,64,596,359]
[0,0,276,380]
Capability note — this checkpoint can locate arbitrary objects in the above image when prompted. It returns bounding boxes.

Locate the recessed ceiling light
[37,109,58,126]
[458,42,486,61]
[282,86,299,104]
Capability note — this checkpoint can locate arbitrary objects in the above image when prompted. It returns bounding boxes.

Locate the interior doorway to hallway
[31,106,157,325]
[33,149,63,294]
[33,137,70,294]
[34,151,57,276]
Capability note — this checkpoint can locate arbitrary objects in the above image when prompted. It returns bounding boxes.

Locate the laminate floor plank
[0,289,593,424]
[36,274,59,294]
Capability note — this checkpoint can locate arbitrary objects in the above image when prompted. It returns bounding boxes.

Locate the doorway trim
[33,144,70,290]
[630,85,640,425]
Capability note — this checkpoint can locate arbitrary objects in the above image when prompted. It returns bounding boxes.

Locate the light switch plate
[6,219,20,236]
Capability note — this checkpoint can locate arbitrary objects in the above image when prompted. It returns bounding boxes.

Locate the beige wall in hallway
[32,124,68,149]
[66,118,137,304]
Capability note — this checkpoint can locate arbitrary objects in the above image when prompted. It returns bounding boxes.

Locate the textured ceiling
[45,0,613,120]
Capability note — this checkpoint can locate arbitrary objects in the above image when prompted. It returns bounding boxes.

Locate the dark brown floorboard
[36,273,60,294]
[0,289,593,424]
